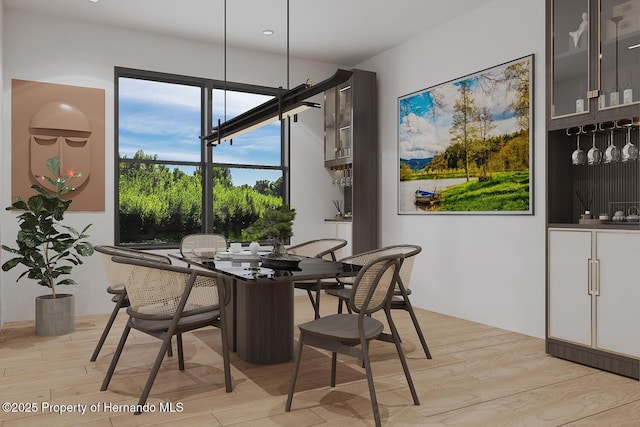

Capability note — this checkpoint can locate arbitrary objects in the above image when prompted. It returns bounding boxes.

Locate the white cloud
[399,113,449,159]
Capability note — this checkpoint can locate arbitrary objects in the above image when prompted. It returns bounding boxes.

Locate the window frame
[114,67,290,248]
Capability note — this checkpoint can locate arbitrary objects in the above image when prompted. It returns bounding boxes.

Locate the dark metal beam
[201,68,353,145]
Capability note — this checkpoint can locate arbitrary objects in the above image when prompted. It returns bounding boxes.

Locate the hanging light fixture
[201,0,352,146]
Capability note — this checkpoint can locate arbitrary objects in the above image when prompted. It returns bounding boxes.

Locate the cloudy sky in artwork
[398,58,530,160]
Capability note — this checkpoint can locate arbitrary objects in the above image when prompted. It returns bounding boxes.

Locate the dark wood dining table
[169,253,361,364]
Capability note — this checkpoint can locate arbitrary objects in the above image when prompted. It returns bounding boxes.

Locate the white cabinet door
[548,229,593,346]
[595,231,640,358]
[326,221,352,258]
[335,222,352,258]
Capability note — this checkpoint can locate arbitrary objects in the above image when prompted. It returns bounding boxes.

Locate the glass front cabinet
[546,0,640,380]
[323,69,378,255]
[324,81,353,165]
[547,0,640,228]
[550,0,640,125]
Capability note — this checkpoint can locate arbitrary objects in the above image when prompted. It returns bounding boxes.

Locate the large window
[116,68,287,247]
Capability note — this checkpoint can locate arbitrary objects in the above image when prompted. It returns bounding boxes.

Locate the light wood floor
[2,294,640,426]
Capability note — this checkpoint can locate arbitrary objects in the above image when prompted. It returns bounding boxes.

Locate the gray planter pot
[35,294,75,336]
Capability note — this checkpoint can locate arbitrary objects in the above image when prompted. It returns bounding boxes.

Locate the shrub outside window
[116,69,287,246]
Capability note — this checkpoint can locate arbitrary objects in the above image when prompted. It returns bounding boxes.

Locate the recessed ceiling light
[262,30,274,36]
[88,0,99,3]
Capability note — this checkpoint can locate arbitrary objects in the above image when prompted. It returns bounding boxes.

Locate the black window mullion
[115,67,289,247]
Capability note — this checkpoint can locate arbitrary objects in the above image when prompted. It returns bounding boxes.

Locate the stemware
[620,119,639,162]
[585,124,601,165]
[602,121,619,164]
[569,127,586,165]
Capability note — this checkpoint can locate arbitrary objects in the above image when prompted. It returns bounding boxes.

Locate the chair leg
[216,278,233,392]
[404,301,432,359]
[314,281,322,319]
[386,310,420,405]
[305,289,320,319]
[337,296,352,314]
[285,331,305,412]
[177,333,185,371]
[304,279,323,319]
[100,323,131,391]
[91,293,126,362]
[219,321,232,393]
[361,339,382,427]
[136,333,172,414]
[330,352,338,387]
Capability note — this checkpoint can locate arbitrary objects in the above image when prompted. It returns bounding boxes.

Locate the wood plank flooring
[1,294,640,426]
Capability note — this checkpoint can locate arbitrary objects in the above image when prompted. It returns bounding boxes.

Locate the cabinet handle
[594,259,600,296]
[587,258,593,295]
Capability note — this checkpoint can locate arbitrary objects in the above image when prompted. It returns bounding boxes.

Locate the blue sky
[118,78,282,186]
[398,58,530,160]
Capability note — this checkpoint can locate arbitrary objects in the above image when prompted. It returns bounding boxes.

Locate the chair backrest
[180,234,228,258]
[287,238,348,261]
[349,253,400,315]
[111,256,228,319]
[339,244,421,290]
[95,245,172,291]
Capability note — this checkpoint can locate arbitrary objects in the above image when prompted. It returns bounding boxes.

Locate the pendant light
[201,0,352,146]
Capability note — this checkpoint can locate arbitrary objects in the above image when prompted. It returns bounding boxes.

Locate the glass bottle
[623,70,633,104]
[575,81,585,113]
[610,85,620,107]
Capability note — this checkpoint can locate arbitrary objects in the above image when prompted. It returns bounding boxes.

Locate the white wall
[0,0,4,329]
[2,1,548,339]
[358,0,546,338]
[1,8,339,323]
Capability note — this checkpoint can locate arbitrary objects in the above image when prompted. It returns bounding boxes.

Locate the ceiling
[3,0,493,66]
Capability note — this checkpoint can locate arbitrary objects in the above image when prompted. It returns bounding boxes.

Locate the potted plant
[242,204,297,269]
[2,156,94,336]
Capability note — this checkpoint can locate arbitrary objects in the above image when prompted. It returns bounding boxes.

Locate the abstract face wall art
[12,80,105,211]
[29,102,92,191]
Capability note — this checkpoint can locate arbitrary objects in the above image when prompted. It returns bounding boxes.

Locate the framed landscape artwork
[398,55,534,215]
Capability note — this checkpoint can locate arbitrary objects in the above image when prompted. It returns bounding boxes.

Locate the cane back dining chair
[287,238,348,318]
[91,245,173,362]
[180,233,228,266]
[325,244,432,359]
[285,253,420,427]
[100,256,232,412]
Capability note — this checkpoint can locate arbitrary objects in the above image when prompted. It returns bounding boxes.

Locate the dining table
[169,251,361,364]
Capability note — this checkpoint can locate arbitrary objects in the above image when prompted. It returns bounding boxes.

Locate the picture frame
[398,54,534,215]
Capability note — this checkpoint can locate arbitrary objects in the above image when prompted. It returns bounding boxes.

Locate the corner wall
[358,0,546,338]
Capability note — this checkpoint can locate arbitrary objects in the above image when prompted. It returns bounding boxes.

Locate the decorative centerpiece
[2,156,94,336]
[576,189,600,224]
[242,204,299,270]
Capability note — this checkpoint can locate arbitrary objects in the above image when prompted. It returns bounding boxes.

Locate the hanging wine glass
[602,121,619,163]
[585,124,601,165]
[620,119,638,162]
[569,126,586,165]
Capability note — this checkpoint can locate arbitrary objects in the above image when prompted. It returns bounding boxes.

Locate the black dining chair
[287,238,348,318]
[91,245,173,362]
[179,233,228,266]
[99,256,232,413]
[285,253,420,427]
[326,244,432,359]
